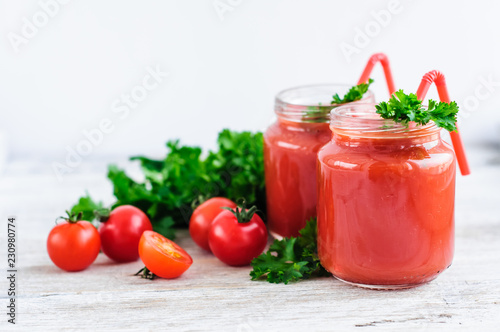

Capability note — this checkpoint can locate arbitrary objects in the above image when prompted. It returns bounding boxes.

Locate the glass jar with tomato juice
[317,103,456,289]
[264,85,374,239]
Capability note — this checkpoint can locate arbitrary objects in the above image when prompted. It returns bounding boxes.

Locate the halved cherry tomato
[189,197,237,251]
[47,219,100,272]
[138,231,193,279]
[99,205,153,262]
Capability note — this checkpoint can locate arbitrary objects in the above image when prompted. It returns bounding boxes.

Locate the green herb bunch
[70,129,265,239]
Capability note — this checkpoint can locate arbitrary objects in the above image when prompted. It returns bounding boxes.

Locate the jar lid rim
[330,103,441,137]
[275,83,374,107]
[274,84,374,123]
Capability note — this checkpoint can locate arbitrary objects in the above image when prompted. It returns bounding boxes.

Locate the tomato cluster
[47,197,267,278]
[47,206,192,278]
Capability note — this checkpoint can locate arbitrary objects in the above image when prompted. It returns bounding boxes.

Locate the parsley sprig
[332,78,374,104]
[70,195,103,223]
[304,79,374,123]
[250,218,329,284]
[375,90,459,132]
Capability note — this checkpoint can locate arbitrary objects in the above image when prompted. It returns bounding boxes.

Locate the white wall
[1,0,499,164]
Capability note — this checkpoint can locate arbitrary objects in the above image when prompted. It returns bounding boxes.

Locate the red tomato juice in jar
[264,85,374,239]
[317,103,456,289]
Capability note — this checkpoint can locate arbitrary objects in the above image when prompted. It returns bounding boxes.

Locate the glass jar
[264,85,375,239]
[317,103,456,289]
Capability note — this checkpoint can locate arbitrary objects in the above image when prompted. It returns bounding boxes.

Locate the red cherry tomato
[189,197,237,251]
[99,205,153,262]
[208,206,268,266]
[138,231,193,279]
[47,220,100,272]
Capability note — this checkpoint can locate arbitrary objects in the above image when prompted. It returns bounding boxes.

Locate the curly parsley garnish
[250,218,329,284]
[332,78,374,104]
[375,89,459,132]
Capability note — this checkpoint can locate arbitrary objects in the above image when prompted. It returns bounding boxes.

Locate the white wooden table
[0,144,499,331]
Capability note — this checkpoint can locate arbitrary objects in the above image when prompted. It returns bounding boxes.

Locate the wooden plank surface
[0,145,499,331]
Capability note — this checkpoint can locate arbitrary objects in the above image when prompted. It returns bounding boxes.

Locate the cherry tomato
[189,197,237,251]
[208,206,268,266]
[47,220,100,272]
[138,230,193,279]
[99,205,153,262]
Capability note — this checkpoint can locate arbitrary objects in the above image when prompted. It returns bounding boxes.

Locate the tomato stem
[223,201,258,224]
[190,195,210,210]
[134,266,157,280]
[56,210,83,224]
[94,209,111,223]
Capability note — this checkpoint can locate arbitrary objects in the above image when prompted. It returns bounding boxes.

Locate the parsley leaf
[375,90,459,132]
[205,130,265,210]
[303,103,332,123]
[70,194,103,222]
[332,78,374,104]
[427,99,460,132]
[303,80,374,123]
[250,218,329,284]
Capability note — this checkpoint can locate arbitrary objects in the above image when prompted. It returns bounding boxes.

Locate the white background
[1,0,499,166]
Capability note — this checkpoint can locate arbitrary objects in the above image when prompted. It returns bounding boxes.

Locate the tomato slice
[138,231,193,279]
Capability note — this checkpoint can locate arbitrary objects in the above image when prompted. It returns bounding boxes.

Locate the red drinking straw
[416,70,470,176]
[357,53,396,95]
